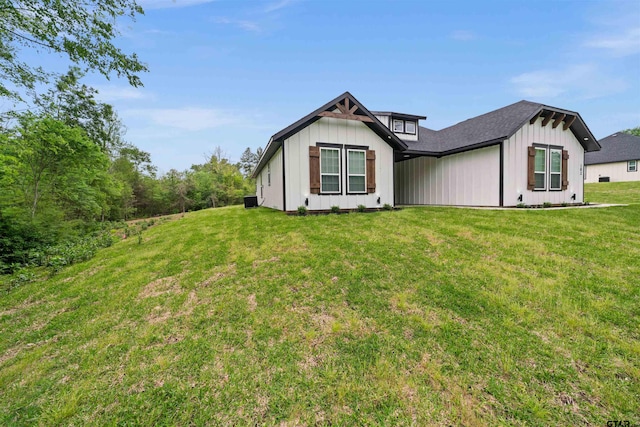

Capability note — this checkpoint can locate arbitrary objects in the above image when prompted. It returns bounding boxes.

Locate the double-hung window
[534,147,547,190]
[629,160,638,172]
[393,119,404,133]
[320,148,340,193]
[347,149,366,193]
[549,149,562,190]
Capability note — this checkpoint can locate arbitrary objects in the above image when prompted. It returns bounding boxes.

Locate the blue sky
[20,0,640,172]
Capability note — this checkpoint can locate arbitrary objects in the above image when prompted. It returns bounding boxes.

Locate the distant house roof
[251,92,407,178]
[585,132,640,165]
[400,100,600,158]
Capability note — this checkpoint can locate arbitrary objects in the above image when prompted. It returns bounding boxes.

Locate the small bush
[330,205,340,214]
[561,202,568,207]
[516,203,527,208]
[357,204,367,213]
[382,203,393,211]
[543,202,552,208]
[297,206,308,216]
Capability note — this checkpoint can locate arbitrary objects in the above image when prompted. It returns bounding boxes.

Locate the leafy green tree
[239,147,259,177]
[622,127,640,137]
[0,0,147,101]
[2,115,111,220]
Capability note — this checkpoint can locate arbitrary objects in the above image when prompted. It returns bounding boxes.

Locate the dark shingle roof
[402,100,600,155]
[585,132,640,165]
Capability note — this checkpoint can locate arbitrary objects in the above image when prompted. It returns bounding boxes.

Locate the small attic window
[405,121,416,135]
[393,119,404,133]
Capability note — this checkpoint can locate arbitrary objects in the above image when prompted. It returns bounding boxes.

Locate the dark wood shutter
[309,146,320,194]
[366,150,376,193]
[527,146,536,190]
[561,150,569,190]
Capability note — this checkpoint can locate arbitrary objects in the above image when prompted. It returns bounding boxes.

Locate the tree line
[0,69,261,273]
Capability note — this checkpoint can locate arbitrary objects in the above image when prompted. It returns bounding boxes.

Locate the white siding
[395,145,501,206]
[374,115,389,128]
[585,161,640,183]
[284,117,395,211]
[503,118,585,206]
[256,146,284,210]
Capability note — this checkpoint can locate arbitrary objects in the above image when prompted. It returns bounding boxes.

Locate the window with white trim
[267,163,271,186]
[393,119,404,133]
[549,149,562,190]
[320,147,340,193]
[347,149,366,193]
[405,121,416,135]
[534,147,546,190]
[629,160,638,172]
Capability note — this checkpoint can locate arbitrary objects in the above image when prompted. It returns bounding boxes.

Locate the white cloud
[451,30,476,41]
[584,28,640,57]
[510,63,627,100]
[95,85,148,102]
[264,0,297,13]
[213,17,262,33]
[125,107,237,131]
[137,0,216,10]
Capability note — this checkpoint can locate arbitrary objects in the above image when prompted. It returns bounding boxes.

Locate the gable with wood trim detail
[252,92,599,211]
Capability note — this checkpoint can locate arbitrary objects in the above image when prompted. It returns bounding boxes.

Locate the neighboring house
[252,92,600,211]
[584,132,640,183]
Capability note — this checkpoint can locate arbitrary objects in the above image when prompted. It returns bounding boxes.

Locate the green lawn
[585,181,640,204]
[1,190,639,425]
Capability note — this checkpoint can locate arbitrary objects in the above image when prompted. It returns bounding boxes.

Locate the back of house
[252,92,600,212]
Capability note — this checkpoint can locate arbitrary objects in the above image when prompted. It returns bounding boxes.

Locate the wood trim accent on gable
[529,110,542,125]
[541,112,556,127]
[317,110,374,122]
[552,113,566,129]
[563,115,576,131]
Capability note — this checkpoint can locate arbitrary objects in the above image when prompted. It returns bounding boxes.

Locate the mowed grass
[1,196,639,425]
[585,181,640,204]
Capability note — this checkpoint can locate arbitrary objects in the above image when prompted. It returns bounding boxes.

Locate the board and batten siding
[503,118,584,206]
[395,145,501,206]
[256,146,284,210]
[284,117,395,211]
[585,162,640,183]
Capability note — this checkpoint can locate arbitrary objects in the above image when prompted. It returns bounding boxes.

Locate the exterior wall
[284,117,395,211]
[503,118,585,206]
[374,115,389,128]
[256,146,284,210]
[585,161,640,183]
[395,145,501,206]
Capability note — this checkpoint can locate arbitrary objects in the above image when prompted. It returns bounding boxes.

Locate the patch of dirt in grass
[252,256,280,268]
[247,294,257,311]
[146,306,172,324]
[201,263,236,286]
[298,353,323,373]
[0,345,22,364]
[176,291,198,317]
[139,276,182,299]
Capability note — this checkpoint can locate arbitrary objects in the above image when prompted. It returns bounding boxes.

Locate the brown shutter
[527,146,536,190]
[366,150,376,193]
[561,150,569,190]
[309,146,320,194]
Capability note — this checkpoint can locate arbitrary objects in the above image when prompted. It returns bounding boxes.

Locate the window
[347,150,366,193]
[260,174,263,198]
[405,121,416,135]
[320,148,340,193]
[393,119,404,133]
[267,163,271,186]
[549,149,562,190]
[629,160,638,172]
[534,147,546,190]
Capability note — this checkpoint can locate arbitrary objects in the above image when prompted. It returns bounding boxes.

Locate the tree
[0,0,147,101]
[623,127,640,137]
[239,147,258,177]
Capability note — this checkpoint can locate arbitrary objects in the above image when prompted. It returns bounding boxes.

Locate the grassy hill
[1,183,639,426]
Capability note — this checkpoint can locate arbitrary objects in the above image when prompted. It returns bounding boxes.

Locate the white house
[252,92,600,212]
[584,132,640,183]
